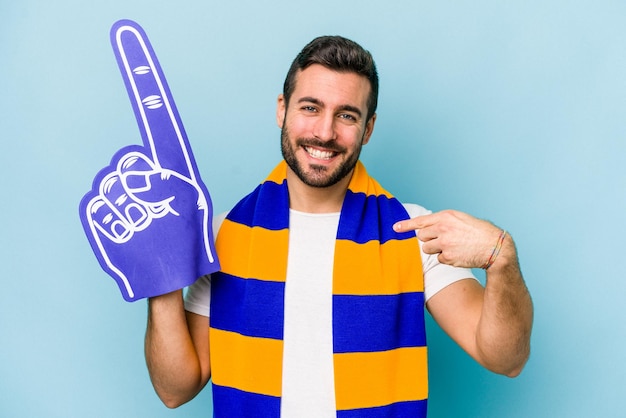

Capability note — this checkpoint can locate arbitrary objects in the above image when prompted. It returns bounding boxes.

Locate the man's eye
[302,106,317,112]
[339,113,357,121]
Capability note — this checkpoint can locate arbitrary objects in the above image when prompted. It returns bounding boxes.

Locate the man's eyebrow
[297,97,363,118]
[298,96,324,106]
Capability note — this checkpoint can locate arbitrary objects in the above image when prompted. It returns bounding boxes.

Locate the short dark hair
[282,36,379,122]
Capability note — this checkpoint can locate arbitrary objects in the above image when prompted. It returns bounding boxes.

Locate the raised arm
[145,290,211,407]
[394,210,533,376]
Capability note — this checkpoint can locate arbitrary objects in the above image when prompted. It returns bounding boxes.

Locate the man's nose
[312,114,337,141]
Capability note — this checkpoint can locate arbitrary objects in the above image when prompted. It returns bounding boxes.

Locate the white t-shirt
[184,203,475,417]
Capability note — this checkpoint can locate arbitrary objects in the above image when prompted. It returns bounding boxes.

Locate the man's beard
[280,126,363,188]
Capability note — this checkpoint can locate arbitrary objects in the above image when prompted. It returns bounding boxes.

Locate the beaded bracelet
[482,229,507,270]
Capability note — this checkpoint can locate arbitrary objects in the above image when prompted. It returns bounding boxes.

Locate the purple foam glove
[79,20,220,301]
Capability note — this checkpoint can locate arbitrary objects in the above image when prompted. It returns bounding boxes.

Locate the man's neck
[286,167,353,214]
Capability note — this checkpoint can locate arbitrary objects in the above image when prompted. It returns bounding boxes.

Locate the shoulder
[399,203,478,300]
[401,203,432,218]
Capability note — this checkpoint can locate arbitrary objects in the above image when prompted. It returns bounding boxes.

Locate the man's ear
[362,113,377,145]
[276,94,286,128]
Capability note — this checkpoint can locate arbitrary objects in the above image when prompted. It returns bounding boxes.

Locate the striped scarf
[209,161,428,417]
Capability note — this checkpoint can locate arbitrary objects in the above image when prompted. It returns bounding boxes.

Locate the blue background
[1,1,624,417]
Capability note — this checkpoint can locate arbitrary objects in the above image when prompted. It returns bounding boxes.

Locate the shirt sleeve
[183,211,228,317]
[403,203,478,301]
[184,274,211,316]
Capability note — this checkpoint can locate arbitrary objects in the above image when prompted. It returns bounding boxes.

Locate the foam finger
[111,19,195,179]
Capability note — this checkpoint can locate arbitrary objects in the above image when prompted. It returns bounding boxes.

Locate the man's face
[277,64,376,188]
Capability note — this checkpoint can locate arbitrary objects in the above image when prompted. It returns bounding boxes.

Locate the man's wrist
[484,234,520,276]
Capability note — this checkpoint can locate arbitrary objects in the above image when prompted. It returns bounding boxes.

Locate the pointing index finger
[393,212,437,233]
[111,19,196,180]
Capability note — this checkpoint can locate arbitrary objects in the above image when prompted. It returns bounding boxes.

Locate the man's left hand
[393,209,506,269]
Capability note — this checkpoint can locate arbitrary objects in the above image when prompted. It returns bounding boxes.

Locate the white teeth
[305,147,334,160]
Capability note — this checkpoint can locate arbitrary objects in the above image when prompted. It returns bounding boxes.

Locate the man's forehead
[291,65,371,103]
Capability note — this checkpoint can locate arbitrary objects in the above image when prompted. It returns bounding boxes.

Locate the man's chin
[299,165,354,189]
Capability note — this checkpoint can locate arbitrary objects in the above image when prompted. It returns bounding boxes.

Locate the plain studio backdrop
[1,1,624,417]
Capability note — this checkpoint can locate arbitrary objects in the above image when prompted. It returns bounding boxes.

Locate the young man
[144,36,533,418]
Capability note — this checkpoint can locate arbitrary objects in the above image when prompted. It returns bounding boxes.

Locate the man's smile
[303,146,337,160]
